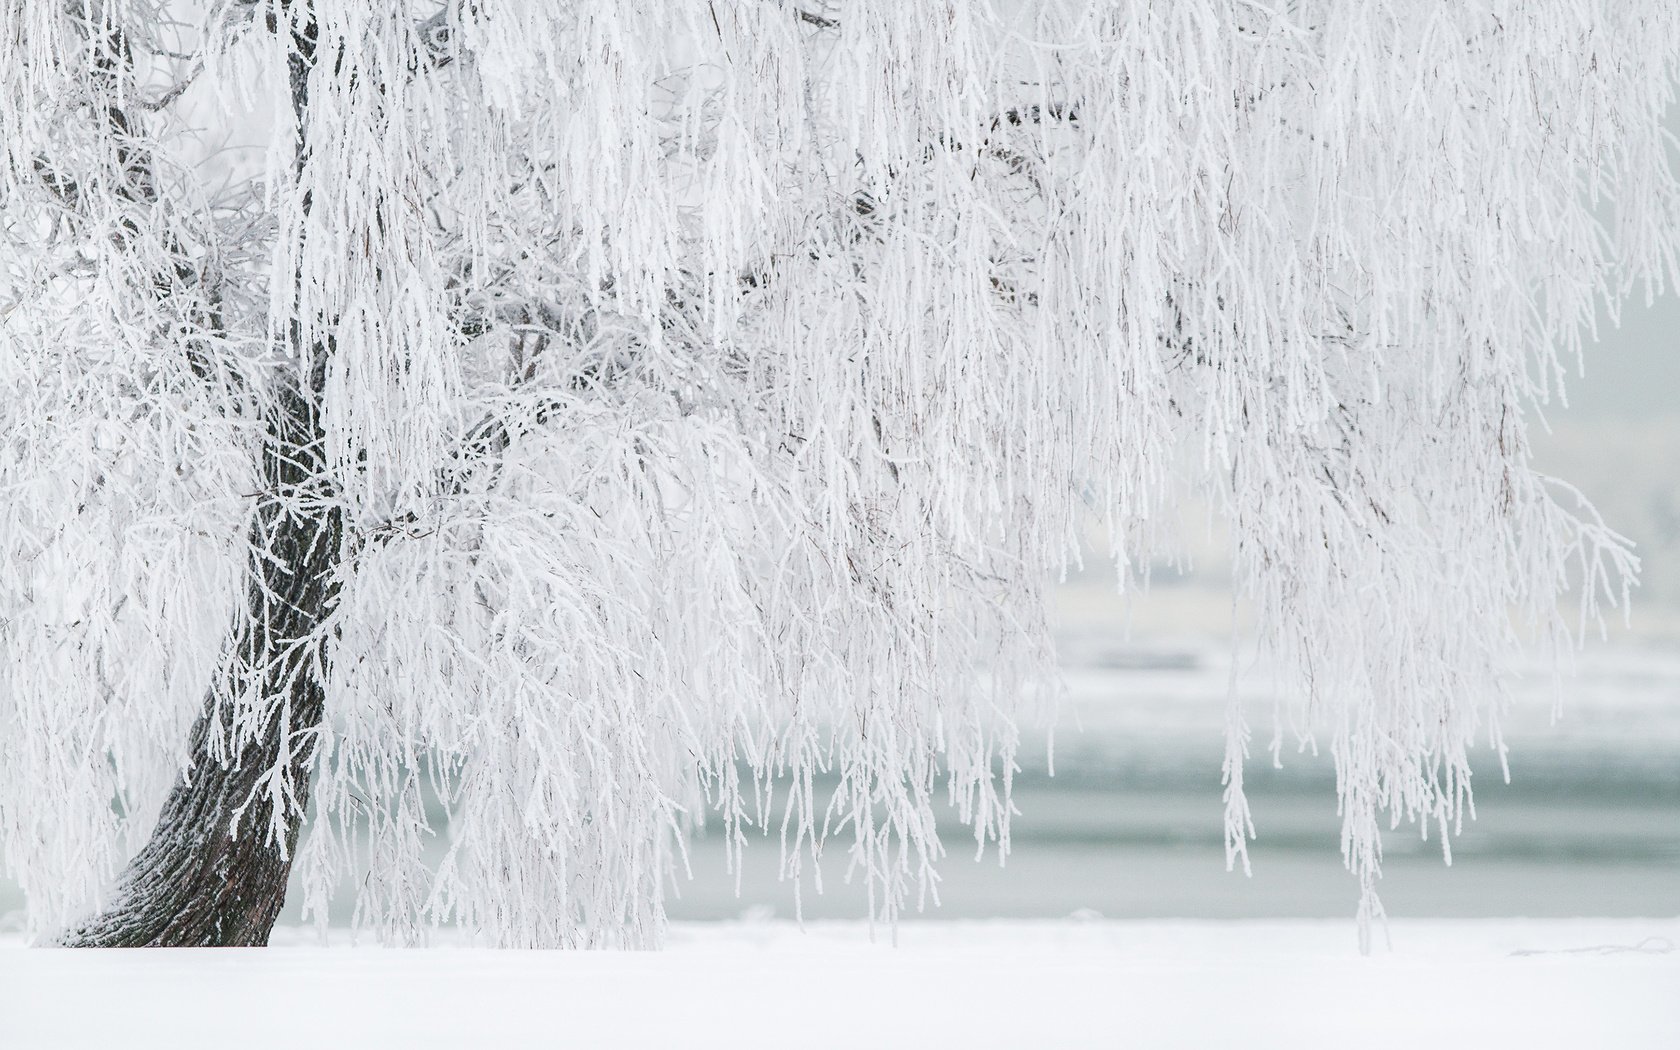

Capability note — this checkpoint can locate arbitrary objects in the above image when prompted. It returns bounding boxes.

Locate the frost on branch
[0,1,1675,947]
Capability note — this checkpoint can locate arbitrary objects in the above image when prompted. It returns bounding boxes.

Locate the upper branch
[362,308,569,544]
[40,4,243,401]
[793,7,838,30]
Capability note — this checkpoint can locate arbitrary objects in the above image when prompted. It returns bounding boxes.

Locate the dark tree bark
[61,387,342,947]
[58,2,341,946]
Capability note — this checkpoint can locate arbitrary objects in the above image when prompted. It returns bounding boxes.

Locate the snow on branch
[1,0,1676,948]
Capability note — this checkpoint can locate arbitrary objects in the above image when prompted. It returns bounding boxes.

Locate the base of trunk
[62,386,339,947]
[58,707,313,948]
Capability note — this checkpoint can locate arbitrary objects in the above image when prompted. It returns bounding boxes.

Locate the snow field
[2,919,1676,1049]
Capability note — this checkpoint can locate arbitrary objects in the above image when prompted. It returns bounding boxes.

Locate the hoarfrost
[0,0,1673,947]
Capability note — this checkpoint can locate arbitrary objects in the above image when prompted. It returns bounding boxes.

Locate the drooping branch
[360,302,571,544]
[39,3,244,402]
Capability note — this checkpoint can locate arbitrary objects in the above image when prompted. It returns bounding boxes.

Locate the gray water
[662,741,1680,922]
[4,652,1676,931]
[2,746,1672,931]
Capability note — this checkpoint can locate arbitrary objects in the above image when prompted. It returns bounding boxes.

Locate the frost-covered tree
[1,0,1674,949]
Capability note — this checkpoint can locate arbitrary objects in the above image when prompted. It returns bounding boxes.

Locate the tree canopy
[1,0,1675,948]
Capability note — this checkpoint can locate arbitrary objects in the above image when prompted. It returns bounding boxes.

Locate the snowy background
[2,129,1676,1050]
[2,10,1677,1046]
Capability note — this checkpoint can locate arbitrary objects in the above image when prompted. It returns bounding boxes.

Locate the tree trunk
[61,387,341,947]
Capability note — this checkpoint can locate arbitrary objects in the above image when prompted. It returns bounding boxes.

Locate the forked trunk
[62,387,340,947]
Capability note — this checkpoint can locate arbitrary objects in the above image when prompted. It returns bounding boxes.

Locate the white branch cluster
[1,0,1675,946]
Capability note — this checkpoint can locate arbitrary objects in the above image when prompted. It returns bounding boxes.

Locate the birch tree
[1,0,1674,948]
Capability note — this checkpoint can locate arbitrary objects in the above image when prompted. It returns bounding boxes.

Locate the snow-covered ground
[2,919,1676,1049]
